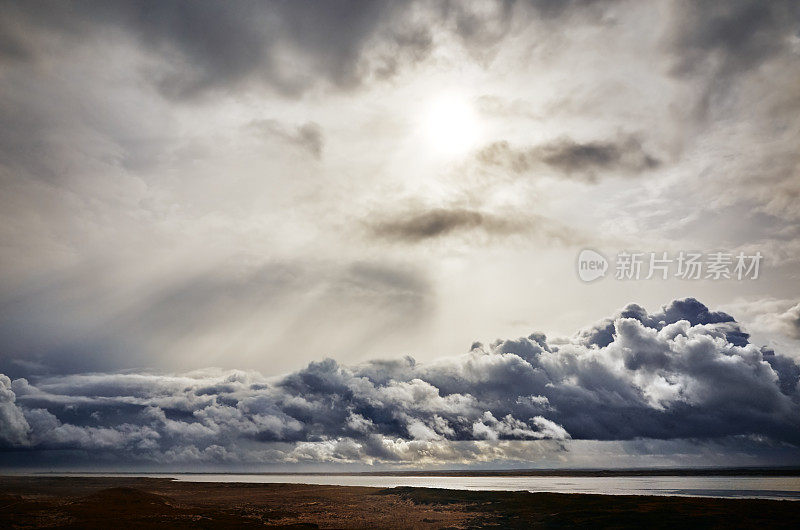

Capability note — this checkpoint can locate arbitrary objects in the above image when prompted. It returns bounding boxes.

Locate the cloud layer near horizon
[1,299,798,467]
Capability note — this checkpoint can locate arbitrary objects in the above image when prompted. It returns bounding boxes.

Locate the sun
[422,94,480,157]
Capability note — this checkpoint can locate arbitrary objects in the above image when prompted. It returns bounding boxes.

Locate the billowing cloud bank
[1,299,798,468]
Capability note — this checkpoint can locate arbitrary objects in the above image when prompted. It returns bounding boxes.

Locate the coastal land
[1,475,799,528]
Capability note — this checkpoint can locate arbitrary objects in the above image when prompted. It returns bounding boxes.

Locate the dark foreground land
[1,476,799,529]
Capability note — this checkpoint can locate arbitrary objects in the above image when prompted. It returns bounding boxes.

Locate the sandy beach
[1,476,799,528]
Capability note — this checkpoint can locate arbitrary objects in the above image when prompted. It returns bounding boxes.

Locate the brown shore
[1,476,799,529]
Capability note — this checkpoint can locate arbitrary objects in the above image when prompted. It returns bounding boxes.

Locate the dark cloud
[444,0,621,58]
[0,0,628,101]
[446,0,516,55]
[0,375,30,447]
[366,207,580,243]
[1,298,798,466]
[0,1,426,184]
[477,135,660,181]
[0,0,431,99]
[667,1,799,79]
[575,298,747,348]
[665,1,800,121]
[0,15,31,62]
[369,208,490,241]
[369,24,433,80]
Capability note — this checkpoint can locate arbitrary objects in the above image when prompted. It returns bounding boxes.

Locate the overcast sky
[1,0,799,469]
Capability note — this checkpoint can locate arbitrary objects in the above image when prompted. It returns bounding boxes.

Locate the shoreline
[5,470,800,502]
[2,476,800,528]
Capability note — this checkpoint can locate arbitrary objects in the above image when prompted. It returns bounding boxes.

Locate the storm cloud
[1,299,798,466]
[477,136,660,181]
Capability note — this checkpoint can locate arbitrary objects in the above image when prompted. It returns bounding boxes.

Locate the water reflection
[151,474,800,500]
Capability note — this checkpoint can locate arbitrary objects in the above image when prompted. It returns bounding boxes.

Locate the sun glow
[422,94,480,157]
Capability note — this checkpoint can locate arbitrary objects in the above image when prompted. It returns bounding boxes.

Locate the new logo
[577,249,608,282]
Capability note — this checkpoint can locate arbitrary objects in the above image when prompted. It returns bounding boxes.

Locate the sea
[47,473,800,501]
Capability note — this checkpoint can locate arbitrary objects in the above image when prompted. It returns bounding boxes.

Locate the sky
[1,0,799,470]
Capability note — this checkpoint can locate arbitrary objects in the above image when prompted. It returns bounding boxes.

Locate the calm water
[69,473,800,500]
